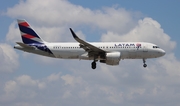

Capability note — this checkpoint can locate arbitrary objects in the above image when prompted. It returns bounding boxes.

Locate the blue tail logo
[17,19,44,44]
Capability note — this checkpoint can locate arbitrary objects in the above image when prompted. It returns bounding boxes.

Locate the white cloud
[6,21,21,43]
[157,53,180,77]
[38,82,46,90]
[79,87,91,98]
[47,72,61,82]
[0,43,19,73]
[4,0,139,64]
[6,0,138,37]
[2,75,46,102]
[101,18,176,53]
[4,80,18,94]
[16,75,37,86]
[33,26,70,42]
[2,74,46,100]
[100,86,124,104]
[61,74,83,86]
[62,90,72,99]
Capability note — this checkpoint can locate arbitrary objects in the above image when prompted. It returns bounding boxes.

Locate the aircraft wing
[70,28,105,54]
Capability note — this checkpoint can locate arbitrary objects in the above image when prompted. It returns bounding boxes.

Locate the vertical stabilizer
[17,19,45,44]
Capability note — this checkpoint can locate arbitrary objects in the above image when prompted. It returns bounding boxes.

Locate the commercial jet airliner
[14,19,165,69]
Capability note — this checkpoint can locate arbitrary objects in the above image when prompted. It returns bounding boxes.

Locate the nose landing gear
[143,59,147,68]
[91,61,97,69]
[143,64,147,68]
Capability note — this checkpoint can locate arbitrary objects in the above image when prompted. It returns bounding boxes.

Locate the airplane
[14,19,166,69]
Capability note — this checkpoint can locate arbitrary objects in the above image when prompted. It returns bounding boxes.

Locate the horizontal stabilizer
[16,42,35,49]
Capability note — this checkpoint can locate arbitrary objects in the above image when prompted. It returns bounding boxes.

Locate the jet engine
[100,52,121,65]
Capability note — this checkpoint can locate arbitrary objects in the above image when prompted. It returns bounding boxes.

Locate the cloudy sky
[0,0,180,106]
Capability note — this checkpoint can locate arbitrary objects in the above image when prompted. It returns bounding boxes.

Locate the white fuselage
[14,42,165,60]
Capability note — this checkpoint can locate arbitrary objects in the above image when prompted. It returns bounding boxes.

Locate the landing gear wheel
[91,61,96,69]
[143,64,147,68]
[143,59,147,68]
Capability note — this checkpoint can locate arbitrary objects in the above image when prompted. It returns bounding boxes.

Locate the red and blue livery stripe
[18,20,43,44]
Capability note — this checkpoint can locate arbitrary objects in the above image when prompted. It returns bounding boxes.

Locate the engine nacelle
[102,52,121,65]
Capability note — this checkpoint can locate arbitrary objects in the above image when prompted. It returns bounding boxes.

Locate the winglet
[69,28,105,52]
[69,28,78,39]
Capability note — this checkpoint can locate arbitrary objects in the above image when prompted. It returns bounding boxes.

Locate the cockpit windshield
[153,46,159,48]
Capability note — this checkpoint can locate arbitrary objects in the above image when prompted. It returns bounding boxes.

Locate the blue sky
[0,0,180,106]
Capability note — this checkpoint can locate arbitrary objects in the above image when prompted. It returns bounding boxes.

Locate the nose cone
[160,49,166,56]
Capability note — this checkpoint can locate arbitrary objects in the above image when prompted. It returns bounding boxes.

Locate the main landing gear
[143,59,147,68]
[91,59,148,69]
[91,61,97,69]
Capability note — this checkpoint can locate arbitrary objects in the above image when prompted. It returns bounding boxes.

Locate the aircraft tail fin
[17,19,45,44]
